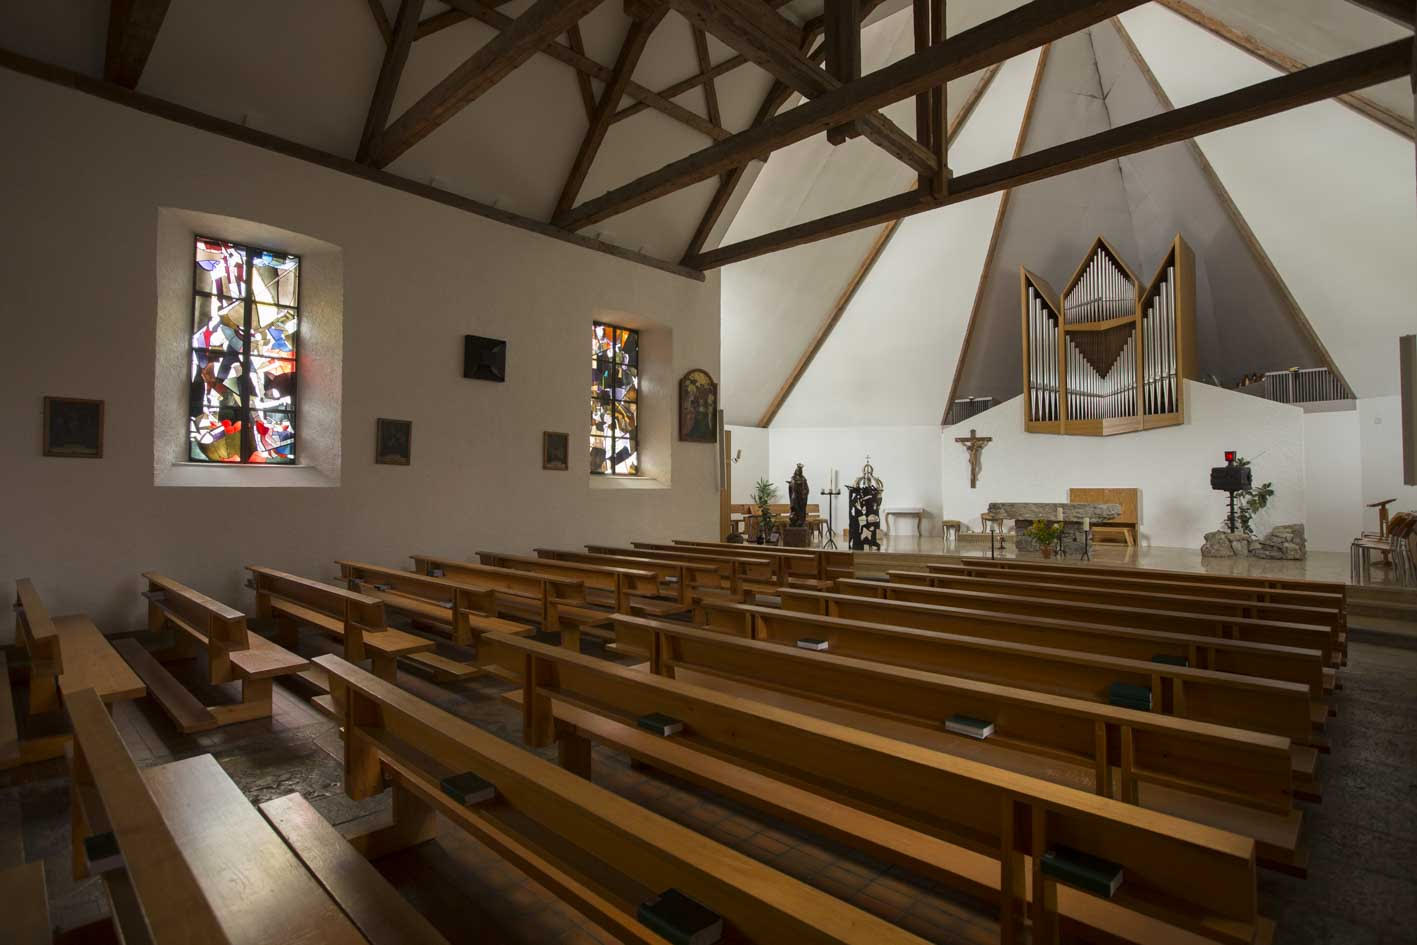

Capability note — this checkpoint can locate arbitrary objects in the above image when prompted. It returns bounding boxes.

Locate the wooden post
[1030,805,1059,945]
[931,0,948,196]
[1092,720,1112,797]
[344,693,386,801]
[522,654,556,748]
[913,0,930,187]
[558,726,593,779]
[998,797,1024,944]
[825,0,862,143]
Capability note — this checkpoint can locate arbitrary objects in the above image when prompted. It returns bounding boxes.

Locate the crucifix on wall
[955,428,992,489]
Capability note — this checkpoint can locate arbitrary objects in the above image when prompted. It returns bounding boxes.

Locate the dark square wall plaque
[464,335,507,382]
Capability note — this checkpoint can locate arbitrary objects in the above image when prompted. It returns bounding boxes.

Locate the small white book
[796,638,829,651]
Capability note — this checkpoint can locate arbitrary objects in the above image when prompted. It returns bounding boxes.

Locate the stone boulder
[1250,523,1307,560]
[1202,531,1239,557]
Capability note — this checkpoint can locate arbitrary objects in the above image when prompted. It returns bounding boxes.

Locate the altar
[988,501,1122,553]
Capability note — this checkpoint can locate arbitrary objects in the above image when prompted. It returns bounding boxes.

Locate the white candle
[1056,505,1064,521]
[1083,516,1090,532]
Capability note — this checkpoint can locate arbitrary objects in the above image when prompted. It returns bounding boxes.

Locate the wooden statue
[788,464,809,528]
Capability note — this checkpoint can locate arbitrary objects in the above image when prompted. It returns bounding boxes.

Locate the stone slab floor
[4,628,1414,945]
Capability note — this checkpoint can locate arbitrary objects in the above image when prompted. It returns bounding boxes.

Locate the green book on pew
[440,771,496,806]
[637,889,723,945]
[1107,682,1153,711]
[1150,654,1189,667]
[83,832,124,874]
[637,712,685,736]
[944,715,995,739]
[1040,846,1124,898]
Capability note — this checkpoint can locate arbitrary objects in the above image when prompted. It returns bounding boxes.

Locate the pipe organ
[1021,235,1195,436]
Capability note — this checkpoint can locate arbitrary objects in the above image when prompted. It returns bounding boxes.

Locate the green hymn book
[636,889,723,945]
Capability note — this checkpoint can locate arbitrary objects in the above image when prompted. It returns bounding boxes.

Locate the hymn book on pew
[795,637,829,651]
[1151,654,1189,667]
[637,888,723,945]
[1040,846,1124,898]
[1107,682,1153,711]
[945,715,995,739]
[140,590,168,604]
[440,771,497,806]
[637,712,685,736]
[83,832,123,874]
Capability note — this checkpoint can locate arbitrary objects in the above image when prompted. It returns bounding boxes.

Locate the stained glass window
[591,321,638,475]
[190,238,299,463]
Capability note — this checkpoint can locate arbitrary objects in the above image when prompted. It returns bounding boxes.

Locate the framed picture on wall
[543,431,569,470]
[375,418,412,465]
[678,369,717,443]
[43,397,104,458]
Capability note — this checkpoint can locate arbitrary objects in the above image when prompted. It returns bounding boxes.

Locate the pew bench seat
[270,596,433,660]
[0,860,48,945]
[0,654,18,764]
[54,614,146,704]
[261,792,450,945]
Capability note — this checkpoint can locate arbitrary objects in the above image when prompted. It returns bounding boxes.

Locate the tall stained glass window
[189,238,299,463]
[591,322,639,475]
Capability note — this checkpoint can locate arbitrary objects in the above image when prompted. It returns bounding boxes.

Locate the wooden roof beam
[357,0,425,163]
[612,53,749,124]
[366,0,610,168]
[559,0,1150,231]
[687,36,1412,268]
[430,0,727,141]
[668,0,936,174]
[692,26,724,129]
[366,0,395,44]
[105,0,172,89]
[554,9,668,219]
[1344,0,1415,28]
[566,24,598,120]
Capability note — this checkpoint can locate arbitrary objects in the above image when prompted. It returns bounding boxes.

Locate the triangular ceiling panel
[1119,4,1417,396]
[949,28,1143,408]
[771,47,1043,428]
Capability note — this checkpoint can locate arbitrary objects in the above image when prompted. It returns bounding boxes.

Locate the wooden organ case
[1021,235,1196,436]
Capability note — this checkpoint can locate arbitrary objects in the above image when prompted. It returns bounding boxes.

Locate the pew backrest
[475,551,657,608]
[960,558,1346,602]
[144,572,249,652]
[701,601,1314,742]
[14,578,61,675]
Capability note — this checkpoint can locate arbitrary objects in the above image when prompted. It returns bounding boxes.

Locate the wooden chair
[317,653,925,945]
[114,573,308,733]
[798,585,1330,699]
[870,574,1340,671]
[473,550,688,618]
[65,685,370,945]
[4,579,144,769]
[408,554,608,649]
[700,601,1321,747]
[246,566,433,684]
[481,631,1271,945]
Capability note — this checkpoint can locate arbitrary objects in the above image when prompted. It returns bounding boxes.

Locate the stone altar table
[987,502,1122,553]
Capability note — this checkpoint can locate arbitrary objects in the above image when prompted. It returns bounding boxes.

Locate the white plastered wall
[0,69,720,629]
[725,425,771,504]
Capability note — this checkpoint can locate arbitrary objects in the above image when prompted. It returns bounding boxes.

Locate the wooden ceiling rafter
[684,34,1413,269]
[365,0,395,44]
[357,0,426,163]
[692,26,724,128]
[105,0,172,89]
[610,53,749,124]
[364,0,611,169]
[559,0,1152,232]
[1157,0,1414,139]
[566,24,599,120]
[668,0,937,175]
[428,0,728,141]
[554,8,669,219]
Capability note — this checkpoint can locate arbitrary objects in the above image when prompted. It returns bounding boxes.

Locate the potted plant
[1026,519,1063,558]
[752,477,779,545]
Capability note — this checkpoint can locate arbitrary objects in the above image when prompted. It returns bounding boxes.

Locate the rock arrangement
[1201,523,1306,559]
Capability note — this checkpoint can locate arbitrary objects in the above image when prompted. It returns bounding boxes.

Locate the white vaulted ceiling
[718,0,1417,425]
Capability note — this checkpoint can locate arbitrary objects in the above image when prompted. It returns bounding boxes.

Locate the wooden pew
[608,617,1307,874]
[5,579,144,768]
[584,543,766,593]
[65,685,368,945]
[954,558,1345,612]
[408,554,609,648]
[317,653,927,945]
[674,538,855,580]
[534,547,723,606]
[115,573,308,733]
[644,540,829,586]
[473,550,689,618]
[481,631,1270,945]
[802,585,1331,698]
[916,565,1345,662]
[700,601,1319,746]
[247,566,432,683]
